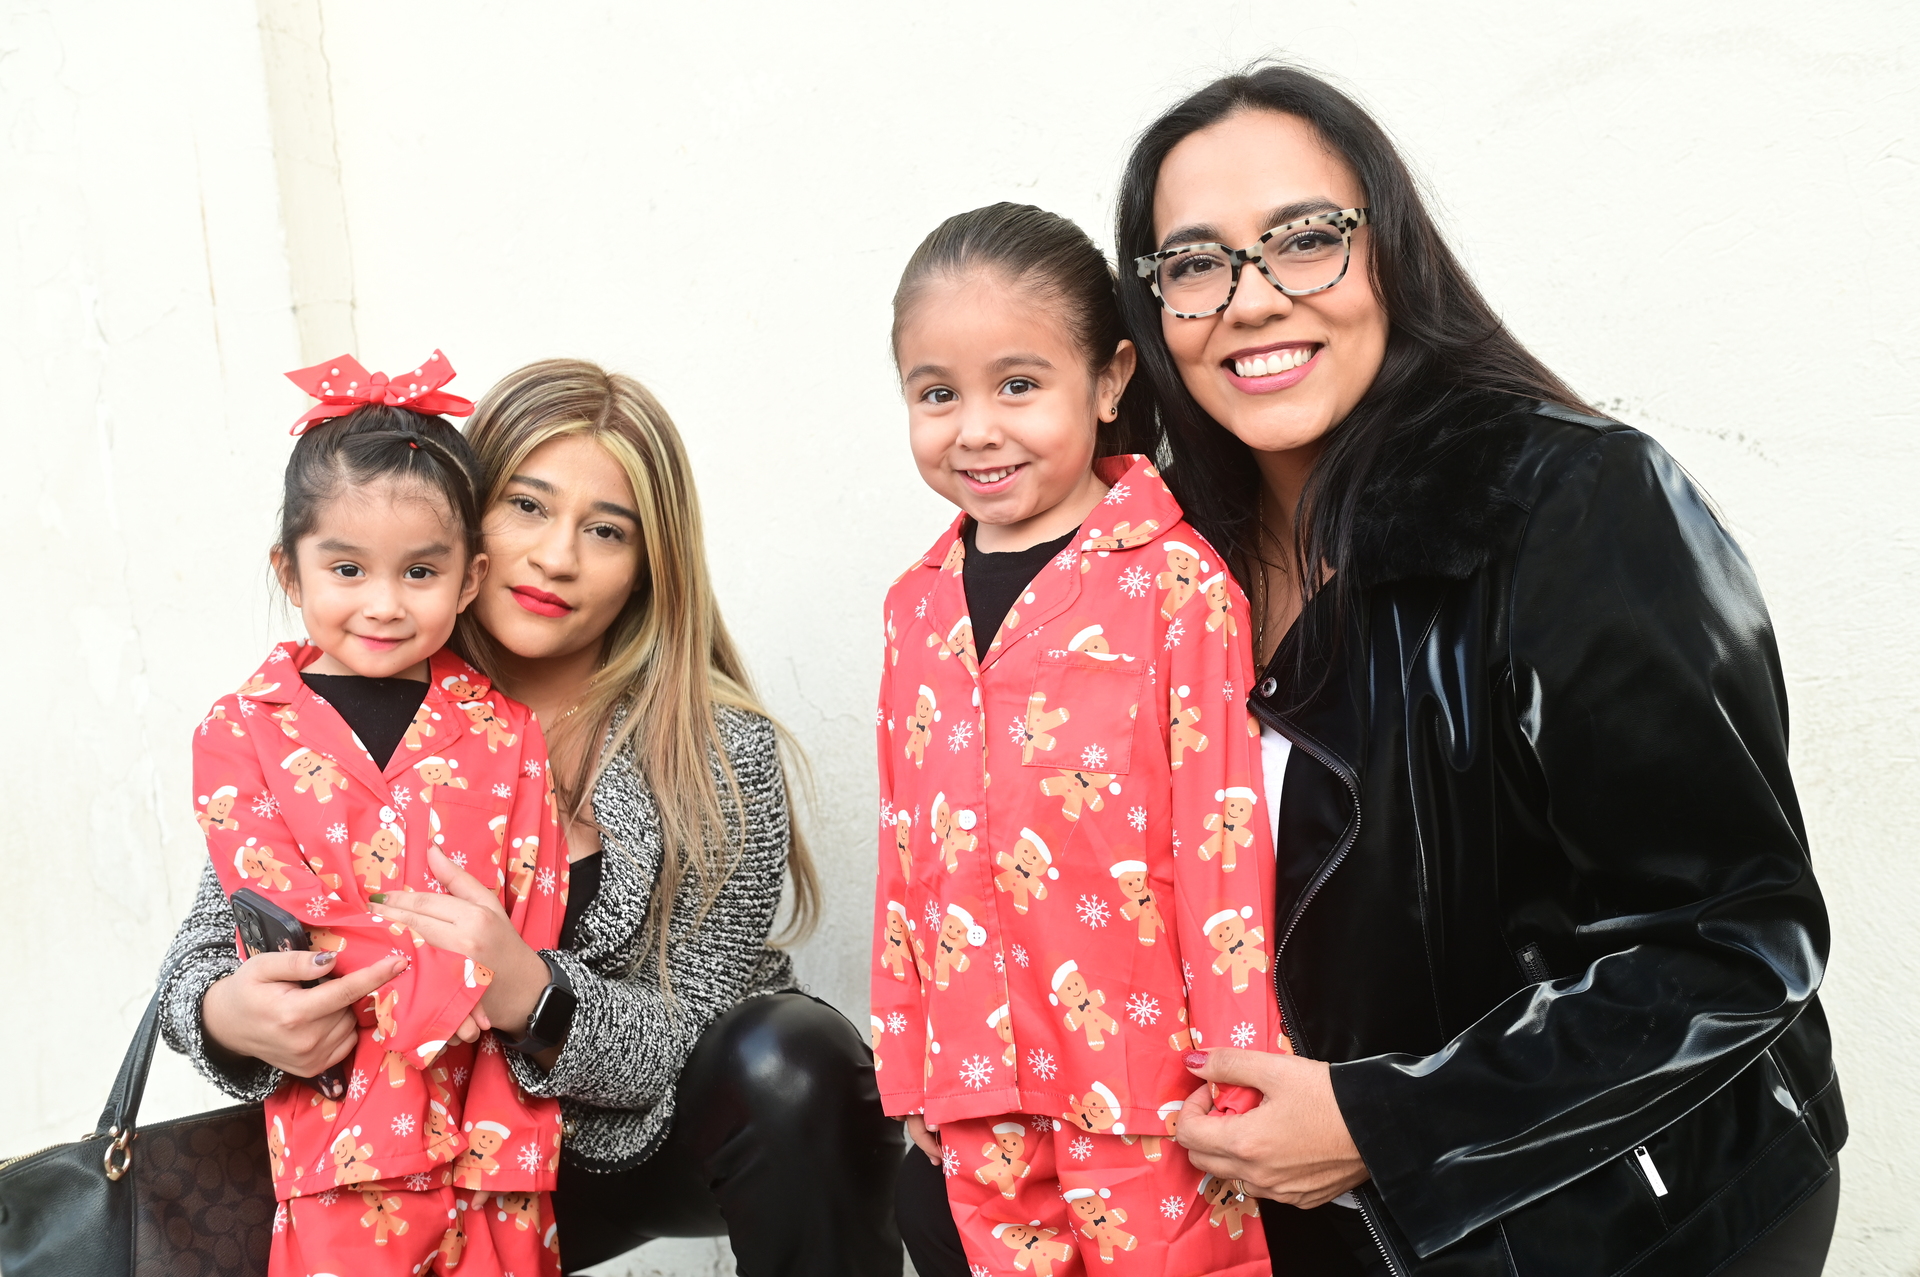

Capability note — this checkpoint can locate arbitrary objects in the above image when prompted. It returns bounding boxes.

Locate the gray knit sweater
[155,706,797,1171]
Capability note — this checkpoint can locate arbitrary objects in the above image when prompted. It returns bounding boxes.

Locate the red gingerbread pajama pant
[938,1115,1269,1277]
[271,1183,561,1277]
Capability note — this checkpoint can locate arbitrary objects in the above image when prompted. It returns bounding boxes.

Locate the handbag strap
[92,989,164,1139]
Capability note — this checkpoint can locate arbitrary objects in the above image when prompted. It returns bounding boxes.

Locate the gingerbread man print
[452,1120,510,1190]
[1062,1080,1127,1135]
[987,1003,1016,1067]
[359,1189,409,1245]
[904,685,941,768]
[995,828,1058,913]
[1039,767,1119,821]
[974,1121,1033,1199]
[1108,859,1165,946]
[196,785,242,833]
[1167,686,1208,769]
[929,792,977,872]
[1205,905,1270,994]
[413,755,466,804]
[1201,1174,1261,1240]
[928,616,978,675]
[402,702,441,751]
[1051,961,1119,1050]
[993,1221,1075,1276]
[1201,573,1238,641]
[1122,1100,1184,1163]
[235,838,293,892]
[879,901,920,981]
[329,1125,380,1185]
[461,700,519,752]
[1065,1187,1138,1263]
[1016,691,1070,764]
[1198,786,1258,871]
[933,904,985,990]
[351,807,406,892]
[281,746,349,803]
[893,809,915,881]
[1156,540,1208,618]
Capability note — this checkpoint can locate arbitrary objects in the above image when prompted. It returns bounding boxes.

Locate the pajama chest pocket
[1021,650,1146,777]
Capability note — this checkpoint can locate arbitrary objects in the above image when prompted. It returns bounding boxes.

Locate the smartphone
[229,888,349,1101]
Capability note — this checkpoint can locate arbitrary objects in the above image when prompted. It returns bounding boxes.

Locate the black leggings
[554,992,903,1277]
[896,1147,1840,1276]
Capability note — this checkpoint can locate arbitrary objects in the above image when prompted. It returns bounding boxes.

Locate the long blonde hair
[457,359,819,962]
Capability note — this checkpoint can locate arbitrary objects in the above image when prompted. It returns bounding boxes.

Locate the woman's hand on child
[203,950,404,1076]
[904,1114,942,1166]
[367,845,551,1039]
[1174,1048,1371,1208]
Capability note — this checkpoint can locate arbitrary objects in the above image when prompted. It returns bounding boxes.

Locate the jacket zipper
[1259,714,1401,1273]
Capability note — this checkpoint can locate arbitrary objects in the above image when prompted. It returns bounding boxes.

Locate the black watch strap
[501,953,578,1056]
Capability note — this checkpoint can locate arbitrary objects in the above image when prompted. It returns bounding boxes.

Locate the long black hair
[1115,63,1583,691]
[893,201,1154,456]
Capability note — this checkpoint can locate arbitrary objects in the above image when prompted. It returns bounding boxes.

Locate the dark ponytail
[275,404,484,565]
[892,202,1153,456]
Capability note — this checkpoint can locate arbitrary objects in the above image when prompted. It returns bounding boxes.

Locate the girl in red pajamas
[874,205,1281,1275]
[193,352,566,1277]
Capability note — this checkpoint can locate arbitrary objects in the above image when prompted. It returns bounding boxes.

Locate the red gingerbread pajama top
[870,453,1283,1138]
[194,643,567,1203]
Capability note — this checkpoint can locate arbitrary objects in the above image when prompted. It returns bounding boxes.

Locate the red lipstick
[510,586,573,618]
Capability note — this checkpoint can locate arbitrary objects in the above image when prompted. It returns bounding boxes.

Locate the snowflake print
[1053,546,1080,572]
[879,797,895,827]
[1164,618,1187,649]
[1069,1135,1094,1161]
[1160,1196,1188,1221]
[406,1173,434,1192]
[316,1189,339,1207]
[449,850,467,869]
[267,648,290,663]
[925,900,944,932]
[390,786,412,809]
[325,822,347,844]
[250,792,280,819]
[1075,894,1111,928]
[1119,565,1153,598]
[523,758,543,778]
[273,1203,287,1233]
[480,1034,500,1055]
[1104,483,1131,504]
[1232,1021,1258,1048]
[886,1012,908,1036]
[304,897,330,919]
[515,1142,545,1175]
[994,950,1005,974]
[1029,1115,1055,1133]
[1007,717,1027,745]
[1025,1048,1058,1081]
[237,698,256,715]
[425,876,443,893]
[947,721,976,751]
[492,782,513,798]
[1126,992,1162,1026]
[347,1070,368,1099]
[1127,806,1148,832]
[1080,744,1108,770]
[1172,829,1183,856]
[958,1054,995,1090]
[1012,944,1030,968]
[537,867,556,895]
[452,1067,470,1086]
[391,1113,417,1136]
[915,594,930,619]
[943,1146,962,1178]
[971,1266,991,1277]
[1183,960,1195,990]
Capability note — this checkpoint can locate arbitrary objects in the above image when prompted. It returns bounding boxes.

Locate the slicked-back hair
[1115,63,1584,703]
[893,201,1153,456]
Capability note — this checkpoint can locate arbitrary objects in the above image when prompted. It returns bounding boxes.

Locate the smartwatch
[500,953,578,1056]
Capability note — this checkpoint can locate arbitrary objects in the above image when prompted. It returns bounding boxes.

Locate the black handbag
[0,990,275,1276]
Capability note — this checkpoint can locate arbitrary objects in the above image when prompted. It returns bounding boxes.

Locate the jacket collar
[234,641,492,707]
[1342,393,1555,590]
[914,453,1183,570]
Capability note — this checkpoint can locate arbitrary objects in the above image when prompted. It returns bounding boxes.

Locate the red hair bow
[283,350,475,435]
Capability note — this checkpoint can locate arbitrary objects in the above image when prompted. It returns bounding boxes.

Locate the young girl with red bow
[873,205,1281,1276]
[193,353,567,1277]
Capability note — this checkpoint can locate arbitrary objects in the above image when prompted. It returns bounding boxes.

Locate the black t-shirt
[961,521,1078,651]
[300,672,428,771]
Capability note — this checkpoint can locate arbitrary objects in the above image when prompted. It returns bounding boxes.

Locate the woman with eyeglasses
[1118,66,1841,1275]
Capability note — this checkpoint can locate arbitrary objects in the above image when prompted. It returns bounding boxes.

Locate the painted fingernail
[1183,1051,1209,1069]
[369,893,387,904]
[312,950,336,967]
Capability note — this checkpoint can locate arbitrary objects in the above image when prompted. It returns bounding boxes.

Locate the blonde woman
[157,360,903,1275]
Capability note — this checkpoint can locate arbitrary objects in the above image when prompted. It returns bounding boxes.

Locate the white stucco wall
[3,2,1915,1273]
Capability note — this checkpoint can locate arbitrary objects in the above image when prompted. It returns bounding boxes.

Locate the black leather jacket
[1253,396,1845,1275]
